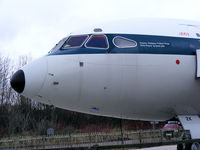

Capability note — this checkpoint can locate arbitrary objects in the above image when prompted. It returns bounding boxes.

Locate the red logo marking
[179,32,190,37]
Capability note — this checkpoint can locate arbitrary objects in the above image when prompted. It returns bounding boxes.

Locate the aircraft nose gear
[177,143,200,150]
[177,115,200,150]
[191,143,200,150]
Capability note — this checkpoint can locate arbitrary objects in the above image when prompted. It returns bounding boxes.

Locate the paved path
[131,145,176,150]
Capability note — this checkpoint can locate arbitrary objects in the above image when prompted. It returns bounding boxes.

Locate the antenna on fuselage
[93,28,103,32]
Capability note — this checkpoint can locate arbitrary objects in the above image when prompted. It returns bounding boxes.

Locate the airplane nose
[16,56,48,99]
[10,70,25,93]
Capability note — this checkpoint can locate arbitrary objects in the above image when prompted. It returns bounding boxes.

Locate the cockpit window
[49,37,67,53]
[85,35,109,49]
[113,36,137,48]
[61,35,89,49]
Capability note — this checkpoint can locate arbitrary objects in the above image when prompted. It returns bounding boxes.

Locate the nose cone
[19,56,47,99]
[10,70,25,93]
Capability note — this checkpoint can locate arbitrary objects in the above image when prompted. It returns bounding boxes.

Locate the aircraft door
[196,49,200,77]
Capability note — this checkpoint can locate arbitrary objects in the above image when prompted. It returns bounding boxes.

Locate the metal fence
[0,129,191,149]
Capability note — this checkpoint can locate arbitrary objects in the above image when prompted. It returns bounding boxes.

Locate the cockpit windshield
[61,35,89,49]
[48,34,109,55]
[49,37,67,53]
[85,35,109,49]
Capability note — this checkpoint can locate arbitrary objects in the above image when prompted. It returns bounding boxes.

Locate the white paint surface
[196,50,200,77]
[130,145,176,150]
[178,115,200,139]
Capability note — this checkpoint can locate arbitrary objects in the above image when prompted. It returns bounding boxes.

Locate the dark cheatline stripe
[48,34,200,56]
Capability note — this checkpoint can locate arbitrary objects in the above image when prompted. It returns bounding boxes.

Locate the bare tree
[0,54,13,105]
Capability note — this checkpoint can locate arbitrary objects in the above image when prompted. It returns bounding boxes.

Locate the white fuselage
[11,18,200,122]
[27,53,199,121]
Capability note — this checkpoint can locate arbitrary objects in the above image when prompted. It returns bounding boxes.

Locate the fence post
[139,130,142,144]
[160,130,163,143]
[120,119,124,145]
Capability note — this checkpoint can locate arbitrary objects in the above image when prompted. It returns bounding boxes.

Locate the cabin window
[61,35,89,49]
[113,36,137,48]
[85,35,109,49]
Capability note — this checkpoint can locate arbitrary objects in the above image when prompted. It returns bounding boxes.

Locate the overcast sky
[1,0,200,58]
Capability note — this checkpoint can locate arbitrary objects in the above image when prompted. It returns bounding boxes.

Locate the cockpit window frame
[49,37,68,53]
[61,35,89,50]
[113,36,138,48]
[85,34,109,50]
